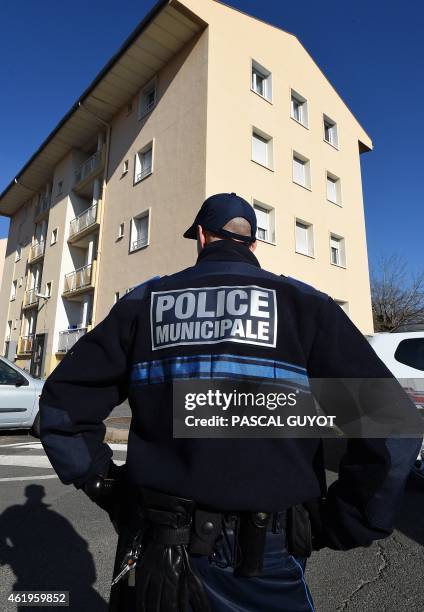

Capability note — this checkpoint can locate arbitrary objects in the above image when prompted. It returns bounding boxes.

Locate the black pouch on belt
[286,504,313,558]
[233,512,270,577]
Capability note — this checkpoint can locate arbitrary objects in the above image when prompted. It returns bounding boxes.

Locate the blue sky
[1,0,423,275]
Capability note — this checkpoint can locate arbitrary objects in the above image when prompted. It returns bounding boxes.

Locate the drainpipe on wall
[77,101,111,327]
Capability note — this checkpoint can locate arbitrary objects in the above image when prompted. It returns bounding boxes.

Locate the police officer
[39,193,421,612]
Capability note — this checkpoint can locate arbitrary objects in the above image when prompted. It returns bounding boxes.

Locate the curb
[104,427,129,443]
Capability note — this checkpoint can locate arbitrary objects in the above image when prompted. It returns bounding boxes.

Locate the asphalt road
[0,432,423,612]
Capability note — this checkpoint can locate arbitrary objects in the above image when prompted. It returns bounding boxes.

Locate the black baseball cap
[183,192,257,244]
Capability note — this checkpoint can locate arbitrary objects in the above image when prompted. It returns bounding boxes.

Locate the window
[291,90,308,127]
[292,152,311,189]
[15,244,22,262]
[50,228,58,245]
[130,210,150,252]
[57,180,63,196]
[134,143,153,183]
[295,220,314,257]
[45,282,52,298]
[394,338,424,371]
[252,129,273,169]
[5,321,12,341]
[10,280,17,301]
[253,201,275,243]
[0,360,21,385]
[18,277,23,288]
[117,222,125,239]
[330,234,346,267]
[114,291,120,304]
[251,60,272,101]
[122,160,129,175]
[335,300,349,315]
[326,172,341,205]
[323,115,339,147]
[139,79,157,119]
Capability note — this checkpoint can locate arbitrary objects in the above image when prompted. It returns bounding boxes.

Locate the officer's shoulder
[118,275,162,303]
[274,273,329,303]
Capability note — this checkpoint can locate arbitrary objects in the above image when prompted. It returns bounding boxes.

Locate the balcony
[28,240,45,264]
[17,334,34,356]
[57,327,87,354]
[35,194,51,221]
[68,202,100,245]
[22,288,40,310]
[73,147,105,194]
[62,261,96,299]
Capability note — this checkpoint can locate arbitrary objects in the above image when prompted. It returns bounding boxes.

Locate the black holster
[233,512,270,577]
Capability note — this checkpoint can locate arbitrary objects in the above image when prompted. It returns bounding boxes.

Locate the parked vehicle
[0,356,44,437]
[367,331,424,481]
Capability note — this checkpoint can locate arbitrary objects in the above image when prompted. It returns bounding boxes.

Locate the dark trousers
[189,531,315,612]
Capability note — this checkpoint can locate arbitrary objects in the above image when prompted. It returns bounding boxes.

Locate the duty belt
[106,484,316,611]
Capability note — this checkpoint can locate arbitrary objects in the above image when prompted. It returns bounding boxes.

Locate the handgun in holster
[233,512,271,577]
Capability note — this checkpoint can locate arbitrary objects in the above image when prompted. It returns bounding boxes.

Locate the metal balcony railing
[23,287,40,308]
[18,334,34,355]
[57,327,87,353]
[75,149,103,185]
[29,240,45,262]
[131,236,148,252]
[35,194,51,218]
[69,203,98,239]
[134,165,152,183]
[63,263,93,294]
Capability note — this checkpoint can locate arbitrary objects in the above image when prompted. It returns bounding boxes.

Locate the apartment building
[0,237,6,292]
[0,0,374,378]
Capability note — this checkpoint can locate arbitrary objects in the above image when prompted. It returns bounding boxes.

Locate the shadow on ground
[0,485,107,611]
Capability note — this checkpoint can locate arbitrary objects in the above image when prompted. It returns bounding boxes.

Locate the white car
[0,356,44,436]
[368,331,424,480]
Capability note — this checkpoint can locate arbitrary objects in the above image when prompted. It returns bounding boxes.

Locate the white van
[367,331,424,480]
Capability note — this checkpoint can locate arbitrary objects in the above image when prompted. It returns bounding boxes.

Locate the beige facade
[0,0,374,378]
[0,238,6,293]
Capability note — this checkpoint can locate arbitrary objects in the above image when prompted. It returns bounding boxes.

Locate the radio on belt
[150,285,277,350]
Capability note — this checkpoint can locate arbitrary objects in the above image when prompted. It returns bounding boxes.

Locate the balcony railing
[29,240,45,263]
[57,327,87,353]
[35,194,51,218]
[130,236,148,252]
[75,149,104,185]
[134,165,152,183]
[18,334,34,355]
[69,203,98,239]
[63,263,93,295]
[23,288,40,309]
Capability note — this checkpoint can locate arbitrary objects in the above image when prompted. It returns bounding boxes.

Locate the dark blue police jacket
[39,240,421,551]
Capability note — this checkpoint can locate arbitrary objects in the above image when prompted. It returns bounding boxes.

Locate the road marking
[0,442,128,451]
[0,474,58,482]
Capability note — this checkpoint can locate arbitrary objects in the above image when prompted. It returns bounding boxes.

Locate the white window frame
[292,151,311,189]
[326,171,342,205]
[15,244,22,262]
[122,160,129,175]
[290,90,309,128]
[251,128,274,170]
[323,115,339,148]
[45,281,52,298]
[114,291,120,304]
[129,209,151,253]
[253,200,276,244]
[335,300,349,315]
[330,233,346,267]
[139,77,157,120]
[10,280,17,301]
[251,60,272,102]
[117,222,125,240]
[295,219,314,257]
[134,141,154,184]
[50,227,58,245]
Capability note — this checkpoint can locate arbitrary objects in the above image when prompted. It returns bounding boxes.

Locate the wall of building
[0,237,7,291]
[182,0,374,333]
[95,29,209,322]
